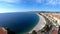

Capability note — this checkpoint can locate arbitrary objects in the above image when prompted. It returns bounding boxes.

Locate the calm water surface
[0,12,39,34]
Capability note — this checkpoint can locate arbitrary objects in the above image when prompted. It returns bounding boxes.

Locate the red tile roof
[0,28,7,34]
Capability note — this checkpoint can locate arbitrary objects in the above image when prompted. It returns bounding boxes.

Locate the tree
[32,30,37,34]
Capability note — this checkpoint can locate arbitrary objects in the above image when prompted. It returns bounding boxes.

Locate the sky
[0,0,60,13]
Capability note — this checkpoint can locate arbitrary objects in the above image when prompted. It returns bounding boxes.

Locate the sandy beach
[29,13,46,33]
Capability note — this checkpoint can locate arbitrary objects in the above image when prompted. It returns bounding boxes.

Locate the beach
[29,13,46,33]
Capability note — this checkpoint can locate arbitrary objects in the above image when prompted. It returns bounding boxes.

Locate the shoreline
[29,13,46,33]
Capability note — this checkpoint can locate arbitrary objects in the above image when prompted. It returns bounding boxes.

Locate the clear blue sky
[0,0,60,13]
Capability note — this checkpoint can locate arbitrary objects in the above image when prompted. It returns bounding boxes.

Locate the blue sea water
[0,12,39,34]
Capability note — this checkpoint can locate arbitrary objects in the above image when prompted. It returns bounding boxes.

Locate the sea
[0,12,39,34]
